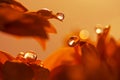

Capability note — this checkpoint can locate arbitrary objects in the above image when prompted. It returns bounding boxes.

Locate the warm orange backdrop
[0,0,120,60]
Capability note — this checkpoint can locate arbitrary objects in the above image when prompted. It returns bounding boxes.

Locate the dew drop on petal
[79,30,89,40]
[105,25,111,29]
[40,61,44,67]
[56,13,64,21]
[104,25,111,32]
[96,28,102,34]
[67,36,80,47]
[23,51,37,61]
[37,8,52,18]
[38,8,51,13]
[16,51,37,62]
[95,24,103,34]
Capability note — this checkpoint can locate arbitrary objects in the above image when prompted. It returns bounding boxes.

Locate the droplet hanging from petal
[56,13,64,21]
[67,36,80,47]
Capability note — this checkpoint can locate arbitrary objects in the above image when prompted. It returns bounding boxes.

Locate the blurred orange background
[0,0,120,60]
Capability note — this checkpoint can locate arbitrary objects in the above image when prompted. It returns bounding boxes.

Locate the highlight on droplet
[67,36,80,47]
[56,13,64,21]
[95,24,103,34]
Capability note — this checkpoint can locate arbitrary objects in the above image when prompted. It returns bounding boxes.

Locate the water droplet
[95,24,103,34]
[95,27,103,34]
[41,8,51,11]
[67,36,80,47]
[40,61,44,67]
[37,8,53,18]
[104,25,111,31]
[103,25,111,35]
[56,13,64,21]
[23,51,37,62]
[105,25,111,29]
[96,28,102,34]
[79,30,89,40]
[16,51,37,62]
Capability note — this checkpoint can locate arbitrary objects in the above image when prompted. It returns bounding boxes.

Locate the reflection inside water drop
[23,51,37,61]
[96,28,103,34]
[68,36,80,47]
[56,13,64,21]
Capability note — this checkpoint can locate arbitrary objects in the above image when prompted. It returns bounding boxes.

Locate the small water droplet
[67,36,80,47]
[105,25,110,29]
[40,61,44,67]
[41,8,51,11]
[37,8,53,18]
[16,51,37,62]
[95,24,103,34]
[103,25,111,35]
[23,51,37,62]
[56,13,64,21]
[79,30,89,40]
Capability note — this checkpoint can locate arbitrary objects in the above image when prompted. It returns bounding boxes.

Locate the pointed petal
[0,51,14,64]
[34,37,47,50]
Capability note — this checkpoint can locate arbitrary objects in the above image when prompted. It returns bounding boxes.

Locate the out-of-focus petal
[44,23,57,33]
[0,0,28,12]
[43,47,79,70]
[96,25,111,60]
[34,37,47,50]
[0,5,23,25]
[2,12,50,37]
[81,43,101,71]
[2,61,34,80]
[49,65,85,80]
[30,64,50,80]
[0,4,64,49]
[0,51,14,64]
